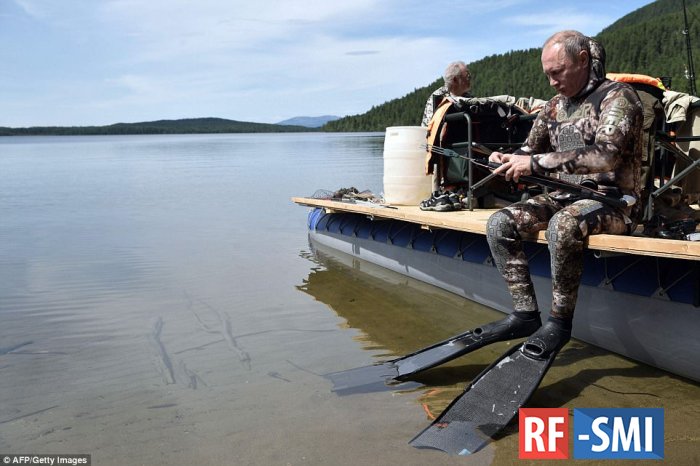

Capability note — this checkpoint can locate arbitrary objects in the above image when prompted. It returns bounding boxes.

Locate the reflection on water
[299,238,507,358]
[299,237,535,414]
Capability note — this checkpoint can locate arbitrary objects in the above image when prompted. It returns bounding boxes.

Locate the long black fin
[325,329,479,395]
[325,313,542,395]
[409,344,558,455]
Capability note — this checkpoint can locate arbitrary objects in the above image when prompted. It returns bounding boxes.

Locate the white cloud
[11,0,44,18]
[507,9,618,38]
[98,0,379,59]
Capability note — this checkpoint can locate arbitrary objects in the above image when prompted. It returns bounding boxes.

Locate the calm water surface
[0,133,698,465]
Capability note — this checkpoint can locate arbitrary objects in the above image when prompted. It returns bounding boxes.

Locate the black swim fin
[326,312,541,395]
[409,320,570,455]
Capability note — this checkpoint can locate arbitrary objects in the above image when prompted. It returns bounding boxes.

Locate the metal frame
[441,108,700,216]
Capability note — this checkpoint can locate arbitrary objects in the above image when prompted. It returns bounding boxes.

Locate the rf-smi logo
[519,407,664,460]
[573,408,664,460]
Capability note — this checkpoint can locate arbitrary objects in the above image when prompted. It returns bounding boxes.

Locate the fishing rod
[425,144,636,209]
[683,0,697,95]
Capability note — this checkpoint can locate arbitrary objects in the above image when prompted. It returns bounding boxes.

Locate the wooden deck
[292,197,700,262]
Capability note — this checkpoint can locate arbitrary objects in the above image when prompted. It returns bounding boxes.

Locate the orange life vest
[425,97,453,175]
[606,73,666,90]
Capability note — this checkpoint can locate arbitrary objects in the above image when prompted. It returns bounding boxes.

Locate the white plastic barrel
[382,126,432,205]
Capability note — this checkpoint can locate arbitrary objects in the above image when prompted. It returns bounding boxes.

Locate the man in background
[421,61,472,127]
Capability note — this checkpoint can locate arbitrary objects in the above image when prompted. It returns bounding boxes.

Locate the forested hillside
[325,0,700,132]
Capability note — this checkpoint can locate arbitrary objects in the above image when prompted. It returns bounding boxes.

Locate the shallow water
[0,133,698,465]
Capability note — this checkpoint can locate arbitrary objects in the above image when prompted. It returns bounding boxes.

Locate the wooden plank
[292,197,700,261]
[586,234,700,260]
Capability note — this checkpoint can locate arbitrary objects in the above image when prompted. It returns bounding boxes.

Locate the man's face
[541,43,589,98]
[449,68,471,96]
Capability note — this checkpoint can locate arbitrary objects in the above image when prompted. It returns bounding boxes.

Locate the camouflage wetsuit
[486,40,644,320]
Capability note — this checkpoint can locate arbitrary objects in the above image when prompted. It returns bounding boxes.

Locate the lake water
[0,133,698,465]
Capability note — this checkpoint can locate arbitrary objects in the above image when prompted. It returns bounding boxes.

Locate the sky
[1,0,657,127]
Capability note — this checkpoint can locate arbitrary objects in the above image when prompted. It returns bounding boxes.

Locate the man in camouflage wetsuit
[485,30,644,357]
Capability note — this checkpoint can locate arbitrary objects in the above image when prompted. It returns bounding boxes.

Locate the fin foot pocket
[473,311,542,343]
[521,319,571,360]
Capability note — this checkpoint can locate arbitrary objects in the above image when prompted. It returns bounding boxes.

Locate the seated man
[421,61,472,127]
[486,30,644,356]
[420,61,473,211]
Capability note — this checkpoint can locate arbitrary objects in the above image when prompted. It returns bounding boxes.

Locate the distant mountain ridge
[0,117,314,136]
[276,115,340,127]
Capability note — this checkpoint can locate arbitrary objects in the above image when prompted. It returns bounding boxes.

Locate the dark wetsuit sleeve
[514,109,552,157]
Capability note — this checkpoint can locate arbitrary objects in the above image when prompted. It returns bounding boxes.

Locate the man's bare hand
[489,151,507,163]
[489,153,532,182]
